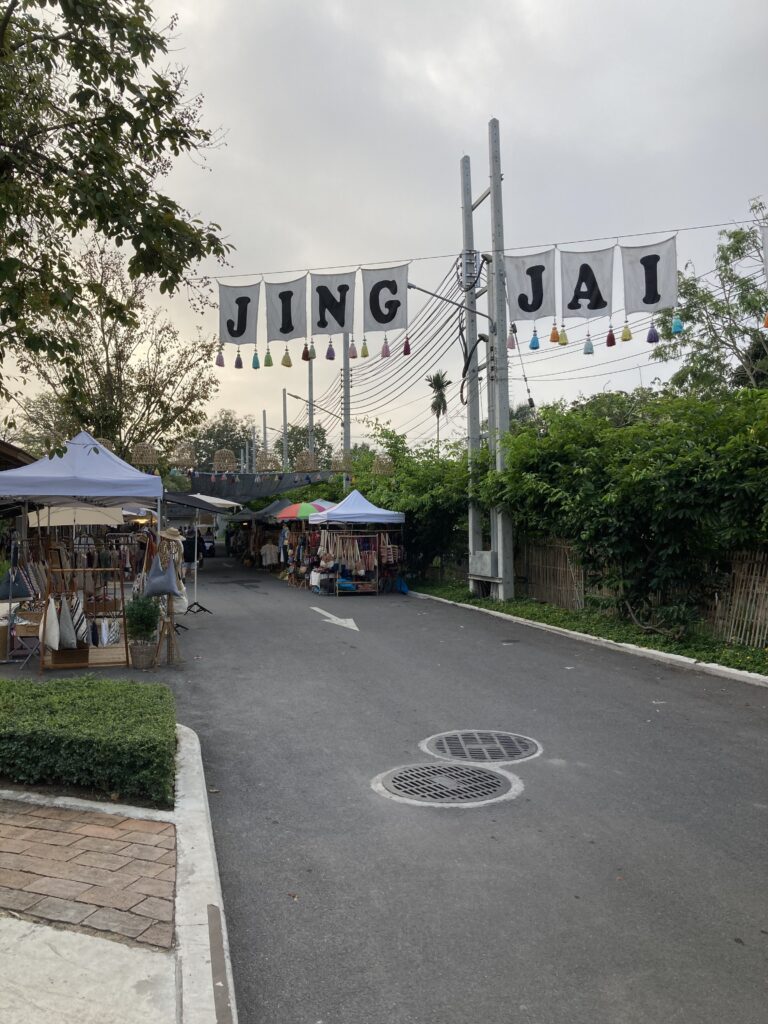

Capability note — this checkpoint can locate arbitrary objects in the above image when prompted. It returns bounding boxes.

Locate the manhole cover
[421,730,541,764]
[372,762,521,807]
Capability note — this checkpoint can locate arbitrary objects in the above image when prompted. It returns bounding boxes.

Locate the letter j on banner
[504,249,555,322]
[362,264,409,333]
[219,283,260,346]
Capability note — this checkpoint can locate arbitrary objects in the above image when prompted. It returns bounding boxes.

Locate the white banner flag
[266,276,307,342]
[504,249,555,322]
[561,248,614,319]
[362,264,408,333]
[761,225,768,286]
[310,272,356,335]
[219,283,260,346]
[621,236,678,314]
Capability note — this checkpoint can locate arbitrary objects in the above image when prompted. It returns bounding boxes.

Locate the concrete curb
[175,723,238,1024]
[0,724,238,1024]
[411,591,768,689]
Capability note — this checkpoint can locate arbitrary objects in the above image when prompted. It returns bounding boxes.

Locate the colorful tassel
[252,346,260,369]
[215,346,225,368]
[234,346,243,369]
[326,339,335,360]
[506,326,517,350]
[646,323,659,344]
[671,314,684,335]
[349,339,358,358]
[361,336,369,358]
[381,336,391,358]
[558,323,568,345]
[309,341,316,359]
[281,346,292,367]
[583,332,594,355]
[549,321,559,343]
[301,343,310,361]
[621,320,632,342]
[606,325,616,348]
[264,346,273,367]
[402,335,411,356]
[529,328,540,350]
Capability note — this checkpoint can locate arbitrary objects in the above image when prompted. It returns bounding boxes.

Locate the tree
[274,423,333,469]
[425,370,451,454]
[654,199,768,397]
[0,0,229,389]
[191,409,260,472]
[13,243,218,459]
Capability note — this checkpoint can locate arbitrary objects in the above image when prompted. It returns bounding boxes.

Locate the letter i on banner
[362,265,409,332]
[266,276,307,342]
[620,236,678,314]
[219,283,260,346]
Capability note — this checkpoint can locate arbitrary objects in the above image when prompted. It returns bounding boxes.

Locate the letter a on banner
[621,236,678,314]
[311,272,356,335]
[266,276,307,342]
[219,283,260,346]
[561,248,614,318]
[504,249,555,322]
[362,264,408,333]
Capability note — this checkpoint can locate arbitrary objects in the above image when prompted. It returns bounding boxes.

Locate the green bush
[0,677,176,807]
[125,594,160,643]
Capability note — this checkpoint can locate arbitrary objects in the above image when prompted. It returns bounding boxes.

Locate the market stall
[0,431,163,669]
[308,490,405,596]
[274,499,337,585]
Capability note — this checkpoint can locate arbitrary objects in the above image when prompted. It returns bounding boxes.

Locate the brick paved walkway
[0,799,175,948]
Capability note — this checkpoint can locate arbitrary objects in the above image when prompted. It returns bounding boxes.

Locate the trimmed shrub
[0,677,176,807]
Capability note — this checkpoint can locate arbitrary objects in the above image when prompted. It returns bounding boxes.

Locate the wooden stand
[155,595,182,666]
[40,568,129,671]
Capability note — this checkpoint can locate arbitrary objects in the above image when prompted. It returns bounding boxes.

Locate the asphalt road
[164,560,768,1024]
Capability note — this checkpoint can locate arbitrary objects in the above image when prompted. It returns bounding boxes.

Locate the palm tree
[425,370,452,454]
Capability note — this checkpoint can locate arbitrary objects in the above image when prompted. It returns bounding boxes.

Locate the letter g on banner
[363,264,409,333]
[219,283,260,346]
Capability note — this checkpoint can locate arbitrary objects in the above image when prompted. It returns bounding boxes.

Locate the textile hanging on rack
[70,593,89,644]
[58,597,77,649]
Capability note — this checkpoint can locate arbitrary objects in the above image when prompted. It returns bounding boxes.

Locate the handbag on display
[39,596,60,651]
[58,596,78,649]
[143,554,181,598]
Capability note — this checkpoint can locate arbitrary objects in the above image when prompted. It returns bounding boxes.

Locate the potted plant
[125,594,160,669]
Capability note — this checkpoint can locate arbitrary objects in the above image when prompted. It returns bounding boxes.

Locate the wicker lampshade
[131,442,158,467]
[294,450,318,472]
[330,451,352,473]
[212,448,237,472]
[94,438,113,452]
[372,454,394,476]
[255,451,280,471]
[171,441,196,466]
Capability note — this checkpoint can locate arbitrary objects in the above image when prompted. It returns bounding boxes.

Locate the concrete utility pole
[460,156,484,591]
[282,388,289,469]
[307,356,315,455]
[488,117,514,599]
[262,409,268,452]
[342,331,351,493]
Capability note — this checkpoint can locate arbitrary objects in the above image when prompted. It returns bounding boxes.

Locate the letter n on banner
[560,248,614,318]
[219,283,260,346]
[621,236,678,314]
[266,276,307,342]
[504,249,555,322]
[311,272,356,335]
[362,265,408,333]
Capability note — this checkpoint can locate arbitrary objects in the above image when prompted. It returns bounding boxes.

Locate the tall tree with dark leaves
[425,370,451,454]
[0,0,229,400]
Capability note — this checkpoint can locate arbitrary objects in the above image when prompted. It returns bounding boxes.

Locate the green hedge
[0,677,176,807]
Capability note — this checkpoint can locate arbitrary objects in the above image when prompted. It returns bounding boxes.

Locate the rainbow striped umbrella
[275,499,336,521]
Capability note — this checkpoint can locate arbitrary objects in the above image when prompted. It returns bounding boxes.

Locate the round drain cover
[374,762,515,806]
[421,730,541,764]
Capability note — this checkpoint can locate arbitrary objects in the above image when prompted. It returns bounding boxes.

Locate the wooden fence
[517,539,768,647]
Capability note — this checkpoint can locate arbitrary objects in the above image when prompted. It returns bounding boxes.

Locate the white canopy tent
[308,489,404,525]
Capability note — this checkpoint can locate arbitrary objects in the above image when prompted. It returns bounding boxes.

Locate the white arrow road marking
[311,606,359,632]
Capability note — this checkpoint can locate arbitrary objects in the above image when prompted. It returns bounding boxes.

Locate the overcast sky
[156,0,768,449]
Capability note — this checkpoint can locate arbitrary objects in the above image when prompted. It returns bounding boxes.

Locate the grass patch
[0,676,176,808]
[415,581,768,676]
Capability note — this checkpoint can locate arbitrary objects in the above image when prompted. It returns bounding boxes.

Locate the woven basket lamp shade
[212,448,237,472]
[331,451,353,473]
[294,450,318,472]
[171,441,196,466]
[131,442,159,467]
[94,438,114,452]
[373,454,394,476]
[255,451,280,472]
